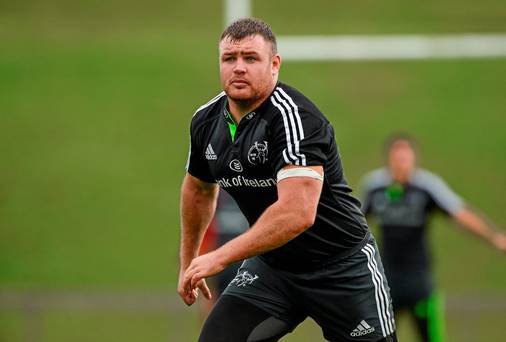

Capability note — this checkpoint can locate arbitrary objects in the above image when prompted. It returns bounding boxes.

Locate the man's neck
[227,100,254,124]
[227,82,276,123]
[390,169,413,184]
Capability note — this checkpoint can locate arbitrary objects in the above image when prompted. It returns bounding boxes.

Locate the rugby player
[360,135,506,342]
[178,18,397,342]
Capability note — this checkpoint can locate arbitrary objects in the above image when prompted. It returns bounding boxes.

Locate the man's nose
[233,58,246,73]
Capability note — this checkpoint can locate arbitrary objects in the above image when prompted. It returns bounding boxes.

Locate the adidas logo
[350,320,375,337]
[205,144,217,160]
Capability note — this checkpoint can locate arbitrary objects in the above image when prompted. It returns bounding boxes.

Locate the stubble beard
[226,78,273,111]
[227,92,259,109]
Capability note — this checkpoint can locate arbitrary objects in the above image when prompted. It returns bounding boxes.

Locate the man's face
[388,141,416,176]
[219,34,280,104]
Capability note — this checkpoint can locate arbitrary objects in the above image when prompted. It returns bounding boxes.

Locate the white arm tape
[277,167,324,182]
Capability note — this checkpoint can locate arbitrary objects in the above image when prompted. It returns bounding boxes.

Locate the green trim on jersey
[385,182,404,203]
[228,122,237,142]
[223,105,237,142]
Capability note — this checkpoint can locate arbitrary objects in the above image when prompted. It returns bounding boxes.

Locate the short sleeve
[358,169,393,215]
[269,97,331,174]
[185,119,216,183]
[414,170,465,215]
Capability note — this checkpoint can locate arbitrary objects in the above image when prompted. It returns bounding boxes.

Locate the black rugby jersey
[361,168,464,274]
[186,82,368,270]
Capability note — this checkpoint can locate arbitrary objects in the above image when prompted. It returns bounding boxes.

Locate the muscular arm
[183,166,323,292]
[453,208,506,252]
[178,173,219,304]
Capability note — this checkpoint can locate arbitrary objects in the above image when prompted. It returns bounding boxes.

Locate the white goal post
[224,0,506,61]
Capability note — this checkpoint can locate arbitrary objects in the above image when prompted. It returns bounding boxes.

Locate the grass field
[1,1,505,341]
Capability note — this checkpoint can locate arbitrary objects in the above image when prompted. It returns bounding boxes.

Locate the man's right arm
[178,173,218,304]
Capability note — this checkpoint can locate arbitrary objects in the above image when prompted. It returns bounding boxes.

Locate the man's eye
[224,56,235,62]
[246,56,256,62]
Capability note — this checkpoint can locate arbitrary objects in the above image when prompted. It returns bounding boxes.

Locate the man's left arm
[183,165,323,291]
[452,208,506,252]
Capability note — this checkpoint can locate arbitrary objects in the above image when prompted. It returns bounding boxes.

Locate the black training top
[361,168,464,274]
[186,82,368,270]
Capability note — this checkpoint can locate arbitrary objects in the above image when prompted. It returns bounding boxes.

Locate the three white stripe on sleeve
[270,87,307,166]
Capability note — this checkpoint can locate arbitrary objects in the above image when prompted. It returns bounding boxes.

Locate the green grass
[0,0,505,340]
[1,304,501,342]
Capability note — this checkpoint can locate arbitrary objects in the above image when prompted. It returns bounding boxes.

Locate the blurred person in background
[179,18,397,342]
[198,189,249,317]
[360,134,506,342]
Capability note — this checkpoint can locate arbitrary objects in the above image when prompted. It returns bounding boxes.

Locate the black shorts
[222,235,396,341]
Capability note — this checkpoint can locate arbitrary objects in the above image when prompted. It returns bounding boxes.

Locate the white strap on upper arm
[277,167,324,182]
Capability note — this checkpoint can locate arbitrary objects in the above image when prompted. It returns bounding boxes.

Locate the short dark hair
[384,133,418,155]
[220,17,277,54]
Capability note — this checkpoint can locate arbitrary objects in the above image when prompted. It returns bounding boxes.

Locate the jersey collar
[223,104,238,142]
[221,81,280,124]
[222,98,261,142]
[222,100,258,125]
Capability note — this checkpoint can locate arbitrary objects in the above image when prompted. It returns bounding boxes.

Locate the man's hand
[491,232,506,253]
[182,251,227,301]
[178,174,219,306]
[177,267,213,306]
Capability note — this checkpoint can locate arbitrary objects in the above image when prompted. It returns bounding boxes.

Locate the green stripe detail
[228,122,237,142]
[385,182,404,202]
[223,105,237,142]
[415,292,446,342]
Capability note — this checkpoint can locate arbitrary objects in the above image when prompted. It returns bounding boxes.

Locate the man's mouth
[231,79,249,85]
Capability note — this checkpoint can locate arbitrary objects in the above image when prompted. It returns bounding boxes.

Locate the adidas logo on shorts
[350,320,375,337]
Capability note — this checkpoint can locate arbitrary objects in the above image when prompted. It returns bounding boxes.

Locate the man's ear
[272,54,282,75]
